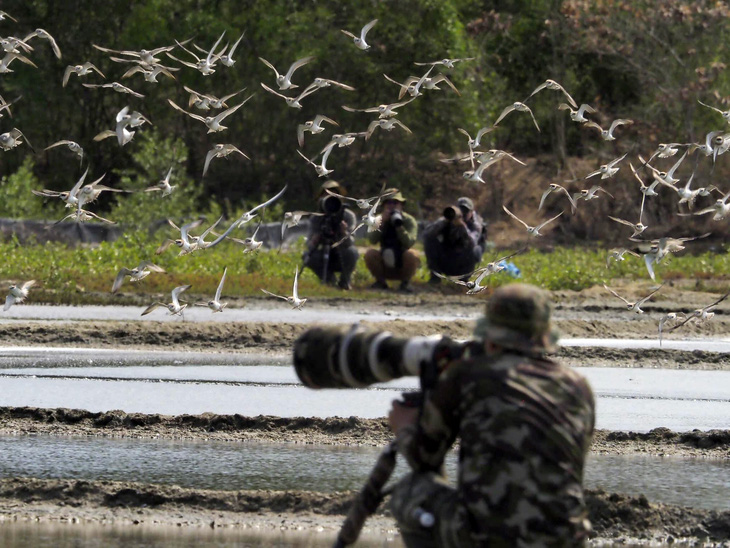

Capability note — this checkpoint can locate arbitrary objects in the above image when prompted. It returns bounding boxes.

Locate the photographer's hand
[388,399,419,434]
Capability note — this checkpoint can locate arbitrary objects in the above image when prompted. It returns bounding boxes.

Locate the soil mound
[0,478,728,542]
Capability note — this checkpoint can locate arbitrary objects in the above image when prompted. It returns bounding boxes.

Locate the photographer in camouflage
[302,181,359,290]
[388,283,595,547]
[424,196,487,283]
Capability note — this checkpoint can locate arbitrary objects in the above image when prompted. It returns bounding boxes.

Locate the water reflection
[0,521,400,547]
[0,436,727,511]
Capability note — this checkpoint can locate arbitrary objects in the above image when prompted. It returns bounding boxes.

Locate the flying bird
[4,280,35,311]
[141,285,191,316]
[144,166,176,196]
[583,118,633,141]
[63,62,105,87]
[203,144,249,178]
[111,261,165,294]
[196,268,228,312]
[603,283,664,314]
[493,102,540,132]
[341,19,378,50]
[502,206,563,237]
[297,114,338,148]
[261,267,307,310]
[259,55,314,90]
[526,79,577,108]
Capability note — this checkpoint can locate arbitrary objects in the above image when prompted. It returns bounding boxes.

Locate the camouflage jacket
[396,349,595,546]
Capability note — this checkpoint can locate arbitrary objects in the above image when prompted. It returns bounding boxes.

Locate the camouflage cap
[383,187,406,202]
[473,283,559,354]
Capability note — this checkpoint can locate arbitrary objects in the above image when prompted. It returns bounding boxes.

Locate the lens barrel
[293,326,476,389]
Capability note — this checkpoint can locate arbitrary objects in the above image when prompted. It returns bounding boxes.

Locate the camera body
[294,325,484,390]
[318,195,344,244]
[390,210,404,228]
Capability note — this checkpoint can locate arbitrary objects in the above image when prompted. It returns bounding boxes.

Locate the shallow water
[0,436,727,511]
[0,303,475,324]
[0,361,728,432]
[0,521,399,548]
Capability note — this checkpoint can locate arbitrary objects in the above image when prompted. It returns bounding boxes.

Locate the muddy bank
[0,477,728,544]
[1,407,728,459]
[0,319,728,370]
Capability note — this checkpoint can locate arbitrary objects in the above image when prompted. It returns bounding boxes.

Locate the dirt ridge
[0,478,728,542]
[2,407,729,458]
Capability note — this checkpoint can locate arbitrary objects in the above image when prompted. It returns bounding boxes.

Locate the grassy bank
[1,232,728,305]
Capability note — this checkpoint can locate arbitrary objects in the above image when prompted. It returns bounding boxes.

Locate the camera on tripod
[318,194,344,243]
[293,325,484,390]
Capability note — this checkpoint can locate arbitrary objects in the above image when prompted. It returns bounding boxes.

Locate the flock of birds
[0,12,728,343]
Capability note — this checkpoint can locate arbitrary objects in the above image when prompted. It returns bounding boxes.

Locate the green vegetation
[1,235,727,305]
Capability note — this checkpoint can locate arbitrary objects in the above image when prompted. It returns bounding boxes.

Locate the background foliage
[0,0,729,272]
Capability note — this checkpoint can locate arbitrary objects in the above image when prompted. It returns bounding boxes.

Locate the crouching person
[388,283,596,547]
[424,197,486,283]
[363,189,420,293]
[303,181,359,290]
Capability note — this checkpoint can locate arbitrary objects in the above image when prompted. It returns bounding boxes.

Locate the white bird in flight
[539,183,577,213]
[45,140,84,164]
[260,82,318,109]
[502,206,563,237]
[219,32,245,67]
[414,57,475,69]
[203,144,250,178]
[557,103,596,123]
[603,283,663,314]
[168,96,253,133]
[4,280,36,311]
[261,267,307,310]
[583,118,633,141]
[526,79,577,108]
[144,166,176,196]
[585,153,627,180]
[297,114,338,148]
[63,62,105,87]
[111,261,165,294]
[23,28,61,58]
[0,127,32,151]
[141,285,191,317]
[341,19,378,50]
[259,55,314,90]
[196,268,228,312]
[493,102,540,132]
[296,149,333,178]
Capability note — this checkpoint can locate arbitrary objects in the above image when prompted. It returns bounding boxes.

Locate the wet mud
[0,287,728,543]
[0,477,728,544]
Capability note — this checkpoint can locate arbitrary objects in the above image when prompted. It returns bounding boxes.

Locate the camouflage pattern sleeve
[397,351,596,544]
[396,364,463,472]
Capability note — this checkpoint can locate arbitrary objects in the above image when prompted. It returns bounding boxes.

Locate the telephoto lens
[390,210,404,227]
[293,325,481,389]
[442,205,461,222]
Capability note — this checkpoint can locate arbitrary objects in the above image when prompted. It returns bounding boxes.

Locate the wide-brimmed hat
[318,180,346,197]
[473,283,559,355]
[383,187,406,202]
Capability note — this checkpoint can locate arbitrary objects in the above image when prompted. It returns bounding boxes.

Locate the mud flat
[0,477,728,545]
[0,287,728,544]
